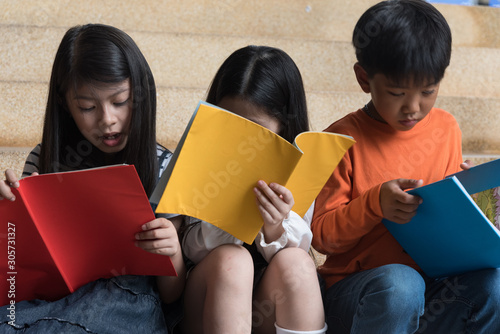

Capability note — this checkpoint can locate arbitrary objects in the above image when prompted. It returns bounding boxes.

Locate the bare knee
[267,248,318,293]
[205,244,254,286]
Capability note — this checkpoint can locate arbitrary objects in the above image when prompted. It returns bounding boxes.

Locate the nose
[100,104,117,126]
[403,96,420,115]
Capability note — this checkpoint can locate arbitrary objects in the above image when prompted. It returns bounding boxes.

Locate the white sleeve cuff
[255,211,312,263]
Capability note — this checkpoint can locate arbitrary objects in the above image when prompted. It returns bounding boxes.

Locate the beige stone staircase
[1,0,499,177]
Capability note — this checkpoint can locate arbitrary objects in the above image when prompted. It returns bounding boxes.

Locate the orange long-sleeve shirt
[312,107,463,288]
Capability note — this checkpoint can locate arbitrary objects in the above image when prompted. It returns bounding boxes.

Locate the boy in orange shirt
[312,1,500,333]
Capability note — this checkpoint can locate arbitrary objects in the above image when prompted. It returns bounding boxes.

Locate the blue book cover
[383,158,500,278]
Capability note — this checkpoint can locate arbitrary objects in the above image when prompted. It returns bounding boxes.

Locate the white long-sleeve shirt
[182,209,312,264]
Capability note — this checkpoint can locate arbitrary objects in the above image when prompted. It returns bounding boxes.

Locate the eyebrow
[386,82,438,89]
[72,87,130,100]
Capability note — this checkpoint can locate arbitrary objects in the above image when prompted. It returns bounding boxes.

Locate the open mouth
[103,133,120,140]
[101,133,123,147]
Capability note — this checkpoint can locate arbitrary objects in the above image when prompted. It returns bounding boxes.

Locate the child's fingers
[0,183,14,201]
[256,180,294,209]
[392,179,423,205]
[396,201,420,214]
[0,170,19,201]
[136,238,179,256]
[255,198,274,224]
[140,218,172,231]
[398,192,422,206]
[5,170,20,187]
[396,178,423,192]
[136,219,178,244]
[254,186,281,219]
[136,228,172,241]
[268,183,294,206]
[136,221,175,240]
[460,160,474,171]
[135,218,180,256]
[381,179,423,223]
[389,210,418,224]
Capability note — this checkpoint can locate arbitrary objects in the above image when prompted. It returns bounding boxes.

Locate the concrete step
[0,147,32,179]
[1,0,498,47]
[1,82,499,154]
[1,25,499,100]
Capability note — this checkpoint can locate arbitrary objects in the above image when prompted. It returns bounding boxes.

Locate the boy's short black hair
[352,0,452,86]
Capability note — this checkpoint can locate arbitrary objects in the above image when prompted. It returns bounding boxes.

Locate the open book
[383,158,500,278]
[0,165,176,306]
[150,101,355,244]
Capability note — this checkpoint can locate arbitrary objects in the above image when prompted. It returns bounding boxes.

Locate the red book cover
[1,165,176,306]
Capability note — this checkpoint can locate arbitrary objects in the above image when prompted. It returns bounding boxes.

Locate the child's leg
[181,244,254,334]
[419,268,500,333]
[323,264,425,334]
[252,247,325,334]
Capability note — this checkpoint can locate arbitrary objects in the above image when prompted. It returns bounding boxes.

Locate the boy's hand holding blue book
[383,158,500,278]
[380,178,423,224]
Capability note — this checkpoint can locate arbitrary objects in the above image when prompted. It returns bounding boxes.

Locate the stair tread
[1,0,498,47]
[1,26,499,99]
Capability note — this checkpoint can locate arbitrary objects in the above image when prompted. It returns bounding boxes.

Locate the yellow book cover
[151,101,355,244]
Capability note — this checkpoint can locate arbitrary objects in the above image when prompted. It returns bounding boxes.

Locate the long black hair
[39,23,158,195]
[206,45,309,143]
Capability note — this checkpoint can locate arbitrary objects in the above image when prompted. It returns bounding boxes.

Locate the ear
[353,63,371,94]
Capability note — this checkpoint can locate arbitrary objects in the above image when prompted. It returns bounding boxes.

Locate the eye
[78,106,95,112]
[422,90,435,96]
[389,91,404,97]
[114,99,130,107]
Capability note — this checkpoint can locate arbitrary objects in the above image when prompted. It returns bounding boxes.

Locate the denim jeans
[323,264,500,334]
[0,275,168,333]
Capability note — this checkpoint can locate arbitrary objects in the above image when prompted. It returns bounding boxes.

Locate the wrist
[262,221,286,243]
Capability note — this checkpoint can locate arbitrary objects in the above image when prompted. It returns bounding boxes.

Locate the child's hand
[380,178,423,224]
[135,218,181,257]
[254,180,294,241]
[460,159,474,171]
[0,169,20,201]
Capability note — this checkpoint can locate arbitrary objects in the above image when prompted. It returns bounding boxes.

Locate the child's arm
[379,178,423,224]
[135,216,186,303]
[0,169,19,201]
[312,156,385,255]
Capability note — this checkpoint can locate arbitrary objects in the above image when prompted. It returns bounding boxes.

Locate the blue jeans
[0,275,169,333]
[323,264,500,334]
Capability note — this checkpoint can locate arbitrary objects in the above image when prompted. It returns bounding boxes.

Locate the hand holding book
[383,158,500,278]
[254,180,293,243]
